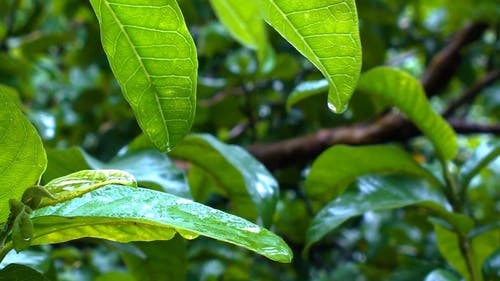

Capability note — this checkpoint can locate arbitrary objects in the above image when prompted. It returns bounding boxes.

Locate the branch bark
[247,22,493,170]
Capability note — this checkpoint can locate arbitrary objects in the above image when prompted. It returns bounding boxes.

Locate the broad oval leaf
[32,185,292,263]
[286,79,328,111]
[0,86,47,223]
[89,0,198,151]
[433,223,471,281]
[357,67,458,160]
[306,175,449,250]
[424,269,460,281]
[262,0,362,113]
[305,145,441,206]
[44,147,190,198]
[209,0,271,69]
[169,134,279,227]
[40,169,137,207]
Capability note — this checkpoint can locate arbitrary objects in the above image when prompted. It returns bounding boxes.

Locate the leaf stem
[458,233,482,281]
[440,159,461,212]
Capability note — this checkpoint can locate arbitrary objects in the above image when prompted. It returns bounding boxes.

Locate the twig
[443,70,500,118]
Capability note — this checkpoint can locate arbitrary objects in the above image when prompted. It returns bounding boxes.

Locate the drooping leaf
[169,134,279,227]
[424,269,460,281]
[0,264,49,281]
[306,175,449,250]
[89,0,198,151]
[209,0,271,70]
[286,79,328,111]
[262,0,362,113]
[40,170,137,207]
[459,140,500,188]
[0,86,47,223]
[31,185,293,263]
[357,67,458,160]
[305,145,441,206]
[121,238,186,281]
[45,147,190,198]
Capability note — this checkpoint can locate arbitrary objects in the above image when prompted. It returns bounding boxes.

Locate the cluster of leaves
[0,0,499,281]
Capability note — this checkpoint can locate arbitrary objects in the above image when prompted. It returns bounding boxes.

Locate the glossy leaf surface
[170,134,278,227]
[357,67,458,160]
[45,147,190,198]
[286,79,328,110]
[306,175,448,249]
[305,145,440,205]
[0,86,47,223]
[32,185,292,263]
[262,0,362,113]
[40,169,137,207]
[424,269,460,281]
[89,0,198,151]
[459,140,499,188]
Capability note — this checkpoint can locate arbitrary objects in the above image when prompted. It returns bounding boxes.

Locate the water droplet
[175,198,192,205]
[177,229,199,240]
[242,226,261,233]
[327,102,347,114]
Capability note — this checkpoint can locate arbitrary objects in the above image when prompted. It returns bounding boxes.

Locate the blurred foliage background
[0,0,498,280]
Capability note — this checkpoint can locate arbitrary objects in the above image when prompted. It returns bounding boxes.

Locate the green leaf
[459,140,500,188]
[169,134,279,227]
[433,223,471,281]
[0,264,49,281]
[121,238,186,281]
[471,227,500,280]
[40,169,137,207]
[262,0,362,113]
[0,86,47,223]
[306,175,449,250]
[209,0,271,70]
[31,185,292,263]
[286,79,328,110]
[357,67,458,160]
[305,145,441,206]
[424,269,460,281]
[95,272,136,281]
[10,200,34,252]
[45,147,190,198]
[89,0,198,151]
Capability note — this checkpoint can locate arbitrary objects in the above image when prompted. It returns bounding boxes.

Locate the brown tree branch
[247,22,492,170]
[443,70,500,118]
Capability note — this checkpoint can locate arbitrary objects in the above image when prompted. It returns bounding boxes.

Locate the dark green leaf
[122,238,186,281]
[262,0,362,113]
[32,185,292,263]
[0,264,49,281]
[89,0,198,151]
[0,86,47,223]
[45,147,190,198]
[170,134,278,227]
[40,170,137,207]
[357,67,458,160]
[305,145,441,206]
[306,175,448,249]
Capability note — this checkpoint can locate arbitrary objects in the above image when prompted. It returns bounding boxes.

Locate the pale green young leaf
[209,0,271,70]
[357,67,458,160]
[32,185,293,263]
[262,0,362,113]
[169,134,279,227]
[40,170,137,207]
[433,223,471,281]
[286,79,328,110]
[0,86,47,223]
[305,145,441,206]
[89,0,198,151]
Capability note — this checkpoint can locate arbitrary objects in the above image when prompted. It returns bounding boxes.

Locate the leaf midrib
[267,1,340,105]
[102,0,170,144]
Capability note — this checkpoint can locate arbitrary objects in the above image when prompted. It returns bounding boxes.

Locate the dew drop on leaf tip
[327,102,347,114]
